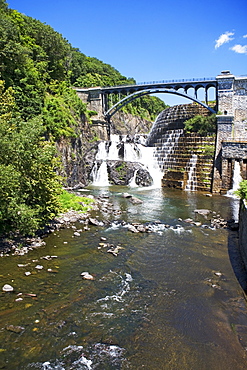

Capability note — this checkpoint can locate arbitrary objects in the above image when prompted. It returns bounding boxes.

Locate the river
[0,186,247,369]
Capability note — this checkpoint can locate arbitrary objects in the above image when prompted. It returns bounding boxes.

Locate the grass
[59,190,94,212]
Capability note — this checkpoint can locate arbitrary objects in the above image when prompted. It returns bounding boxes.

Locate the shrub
[235,180,247,200]
[59,190,94,212]
[184,114,217,135]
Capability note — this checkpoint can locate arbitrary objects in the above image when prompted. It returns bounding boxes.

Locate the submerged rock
[107,245,123,256]
[2,284,14,292]
[81,272,94,280]
[6,325,25,334]
[88,218,104,226]
[122,193,143,204]
[127,224,139,233]
[122,193,132,198]
[194,209,211,218]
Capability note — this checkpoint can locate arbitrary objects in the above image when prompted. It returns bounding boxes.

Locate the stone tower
[212,72,247,192]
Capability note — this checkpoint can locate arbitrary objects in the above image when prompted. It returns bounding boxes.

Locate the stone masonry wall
[239,200,247,271]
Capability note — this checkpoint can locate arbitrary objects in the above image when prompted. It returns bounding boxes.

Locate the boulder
[81,272,94,280]
[129,196,143,204]
[2,284,14,292]
[106,160,153,186]
[88,218,104,226]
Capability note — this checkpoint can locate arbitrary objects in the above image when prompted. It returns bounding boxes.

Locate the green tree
[42,80,87,140]
[0,81,62,235]
[184,113,217,135]
[235,180,247,200]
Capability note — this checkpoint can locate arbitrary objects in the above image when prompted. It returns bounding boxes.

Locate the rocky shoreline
[0,191,238,257]
[0,193,100,256]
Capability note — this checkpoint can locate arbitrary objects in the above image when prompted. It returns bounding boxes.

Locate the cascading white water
[154,129,183,172]
[91,134,163,188]
[227,161,243,196]
[128,170,139,187]
[96,134,120,161]
[107,134,120,160]
[135,144,163,188]
[91,161,110,186]
[226,160,243,221]
[92,134,120,186]
[185,154,198,191]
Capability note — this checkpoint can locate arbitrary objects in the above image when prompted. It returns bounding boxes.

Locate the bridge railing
[136,77,216,85]
[102,77,217,91]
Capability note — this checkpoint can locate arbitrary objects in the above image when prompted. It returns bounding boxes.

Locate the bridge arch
[104,87,216,121]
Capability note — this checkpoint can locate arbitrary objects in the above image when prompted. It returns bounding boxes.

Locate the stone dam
[146,103,215,191]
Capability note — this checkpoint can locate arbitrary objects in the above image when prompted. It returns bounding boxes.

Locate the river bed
[0,186,247,369]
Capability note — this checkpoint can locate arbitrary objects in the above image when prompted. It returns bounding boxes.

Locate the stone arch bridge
[75,76,217,123]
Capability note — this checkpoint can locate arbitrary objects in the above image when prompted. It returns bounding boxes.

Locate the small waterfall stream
[226,160,243,221]
[227,161,243,196]
[91,161,110,186]
[185,154,198,191]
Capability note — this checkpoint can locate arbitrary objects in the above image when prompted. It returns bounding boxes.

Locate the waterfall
[91,161,110,186]
[136,144,163,188]
[91,134,163,187]
[227,161,243,196]
[185,154,198,191]
[226,160,243,222]
[128,170,138,187]
[96,134,120,161]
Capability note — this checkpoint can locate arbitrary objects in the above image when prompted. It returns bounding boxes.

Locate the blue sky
[7,0,247,106]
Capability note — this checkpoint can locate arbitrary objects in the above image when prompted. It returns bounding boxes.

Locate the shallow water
[0,187,247,369]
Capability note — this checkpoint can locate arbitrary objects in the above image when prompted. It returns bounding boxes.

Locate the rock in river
[81,272,94,280]
[2,284,14,292]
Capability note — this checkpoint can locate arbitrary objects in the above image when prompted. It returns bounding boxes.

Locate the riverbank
[0,193,100,256]
[0,189,236,257]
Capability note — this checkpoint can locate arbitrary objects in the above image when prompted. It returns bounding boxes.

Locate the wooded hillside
[0,0,168,236]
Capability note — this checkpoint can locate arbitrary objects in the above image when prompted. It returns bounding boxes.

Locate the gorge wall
[56,111,153,188]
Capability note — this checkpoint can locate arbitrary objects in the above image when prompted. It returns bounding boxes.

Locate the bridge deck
[101,78,217,94]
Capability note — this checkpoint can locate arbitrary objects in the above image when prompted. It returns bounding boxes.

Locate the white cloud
[243,34,247,38]
[230,44,247,54]
[215,31,234,49]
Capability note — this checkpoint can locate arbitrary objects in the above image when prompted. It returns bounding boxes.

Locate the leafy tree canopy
[184,114,217,135]
[0,80,62,235]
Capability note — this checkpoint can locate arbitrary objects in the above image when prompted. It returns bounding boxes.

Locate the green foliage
[0,2,169,237]
[184,114,217,135]
[202,145,215,156]
[122,95,169,121]
[59,190,94,212]
[43,81,87,140]
[235,180,247,200]
[0,81,62,235]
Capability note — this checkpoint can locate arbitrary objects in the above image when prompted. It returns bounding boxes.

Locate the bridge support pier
[75,87,110,140]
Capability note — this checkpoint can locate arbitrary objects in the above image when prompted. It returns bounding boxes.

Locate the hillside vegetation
[0,0,168,236]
